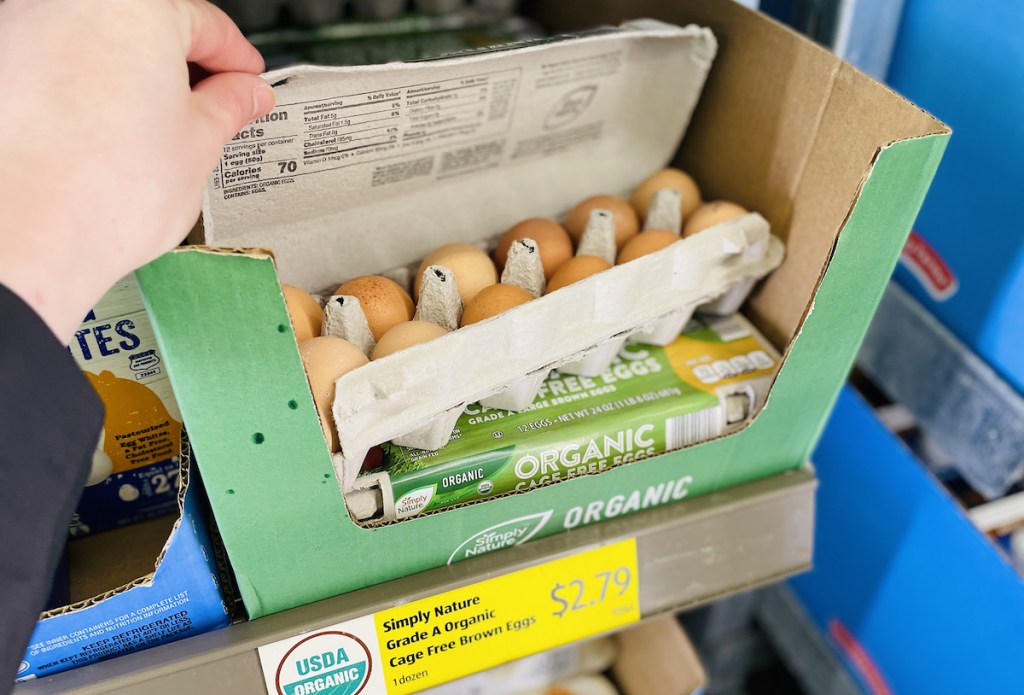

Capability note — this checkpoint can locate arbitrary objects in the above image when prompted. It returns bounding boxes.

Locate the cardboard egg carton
[193,20,787,491]
[327,214,781,488]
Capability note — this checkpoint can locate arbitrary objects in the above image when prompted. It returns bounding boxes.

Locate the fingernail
[252,83,276,119]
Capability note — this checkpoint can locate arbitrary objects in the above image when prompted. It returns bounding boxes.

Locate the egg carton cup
[342,469,395,522]
[478,368,551,411]
[329,213,784,491]
[627,307,696,347]
[699,278,757,316]
[390,403,464,450]
[556,335,630,378]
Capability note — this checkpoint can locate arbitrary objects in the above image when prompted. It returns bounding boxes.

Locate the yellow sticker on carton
[258,540,639,695]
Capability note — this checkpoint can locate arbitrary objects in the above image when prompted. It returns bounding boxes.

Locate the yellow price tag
[258,539,639,695]
[377,539,639,692]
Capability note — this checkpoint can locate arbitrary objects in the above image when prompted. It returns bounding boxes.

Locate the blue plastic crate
[791,385,1024,694]
[790,386,1024,695]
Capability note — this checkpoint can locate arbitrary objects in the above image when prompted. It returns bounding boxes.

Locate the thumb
[191,72,276,161]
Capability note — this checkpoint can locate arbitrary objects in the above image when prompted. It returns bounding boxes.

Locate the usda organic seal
[274,631,372,695]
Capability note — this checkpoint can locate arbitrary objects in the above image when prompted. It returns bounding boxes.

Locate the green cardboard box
[136,1,947,618]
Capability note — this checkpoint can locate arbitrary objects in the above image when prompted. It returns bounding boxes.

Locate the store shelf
[16,467,815,695]
[859,283,1024,498]
[755,585,863,695]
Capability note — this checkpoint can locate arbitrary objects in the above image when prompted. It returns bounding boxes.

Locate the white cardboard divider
[332,213,783,490]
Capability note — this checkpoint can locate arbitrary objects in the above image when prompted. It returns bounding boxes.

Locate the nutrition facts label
[213,68,522,200]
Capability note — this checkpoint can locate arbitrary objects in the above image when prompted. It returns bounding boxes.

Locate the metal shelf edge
[17,467,815,695]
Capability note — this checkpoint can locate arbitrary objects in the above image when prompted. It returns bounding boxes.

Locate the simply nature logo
[447,511,552,564]
[275,631,372,695]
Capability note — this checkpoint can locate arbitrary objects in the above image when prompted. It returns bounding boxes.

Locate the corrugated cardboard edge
[745,128,950,426]
[38,433,195,619]
[172,244,275,261]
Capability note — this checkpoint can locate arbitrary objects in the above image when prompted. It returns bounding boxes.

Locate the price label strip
[258,539,639,694]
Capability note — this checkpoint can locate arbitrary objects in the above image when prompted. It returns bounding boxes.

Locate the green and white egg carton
[195,20,783,492]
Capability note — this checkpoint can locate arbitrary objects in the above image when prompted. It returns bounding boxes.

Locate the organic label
[258,541,639,694]
[381,315,777,521]
[446,511,553,564]
[262,616,380,695]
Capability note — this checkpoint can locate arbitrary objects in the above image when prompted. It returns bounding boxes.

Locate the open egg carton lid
[197,19,786,492]
[197,19,718,291]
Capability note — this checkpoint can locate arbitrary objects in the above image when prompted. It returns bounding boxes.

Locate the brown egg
[683,200,749,237]
[546,256,613,292]
[564,195,640,249]
[361,446,384,473]
[422,242,483,266]
[617,230,681,264]
[494,218,574,280]
[415,247,497,304]
[298,337,369,452]
[461,284,535,326]
[281,284,323,342]
[333,275,414,341]
[631,168,703,222]
[371,321,449,360]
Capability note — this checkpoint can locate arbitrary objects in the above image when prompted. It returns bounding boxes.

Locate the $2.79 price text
[550,566,634,618]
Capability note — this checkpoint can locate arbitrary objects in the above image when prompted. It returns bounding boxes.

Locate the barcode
[665,406,724,450]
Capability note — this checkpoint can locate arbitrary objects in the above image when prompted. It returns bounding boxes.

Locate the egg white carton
[329,213,783,490]
[213,0,517,30]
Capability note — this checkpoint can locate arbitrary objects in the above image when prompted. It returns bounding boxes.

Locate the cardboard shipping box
[135,1,947,619]
[17,448,229,682]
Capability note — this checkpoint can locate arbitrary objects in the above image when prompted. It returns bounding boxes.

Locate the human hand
[0,0,275,342]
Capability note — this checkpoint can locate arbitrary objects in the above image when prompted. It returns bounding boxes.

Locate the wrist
[0,234,114,345]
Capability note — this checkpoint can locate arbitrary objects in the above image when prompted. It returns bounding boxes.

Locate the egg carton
[344,312,781,523]
[213,0,518,31]
[328,213,783,491]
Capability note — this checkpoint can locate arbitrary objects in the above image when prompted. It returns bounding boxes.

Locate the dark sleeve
[0,285,103,690]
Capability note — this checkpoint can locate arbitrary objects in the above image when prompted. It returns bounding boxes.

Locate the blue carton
[887,0,1024,392]
[70,458,182,538]
[68,274,185,537]
[790,386,1024,694]
[16,458,229,682]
